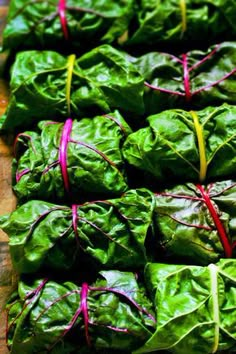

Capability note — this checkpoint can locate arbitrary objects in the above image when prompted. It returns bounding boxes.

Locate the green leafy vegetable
[7,271,156,353]
[0,46,144,131]
[3,0,135,52]
[13,112,131,202]
[154,180,236,265]
[135,259,236,354]
[0,189,155,273]
[128,1,236,47]
[131,42,236,114]
[123,103,236,184]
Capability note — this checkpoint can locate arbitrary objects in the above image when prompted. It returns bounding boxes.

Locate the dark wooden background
[0,2,17,353]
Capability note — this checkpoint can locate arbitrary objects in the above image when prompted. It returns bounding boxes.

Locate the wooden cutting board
[0,2,17,353]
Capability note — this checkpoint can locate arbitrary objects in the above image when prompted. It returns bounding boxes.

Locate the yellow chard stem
[180,0,187,34]
[66,54,76,116]
[190,110,207,182]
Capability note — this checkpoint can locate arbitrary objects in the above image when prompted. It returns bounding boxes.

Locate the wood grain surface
[0,2,16,353]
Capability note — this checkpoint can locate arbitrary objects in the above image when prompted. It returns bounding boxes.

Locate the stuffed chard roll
[131,42,236,114]
[123,103,236,185]
[3,0,135,52]
[128,0,236,48]
[0,189,155,273]
[13,112,131,202]
[135,259,236,354]
[0,46,144,131]
[154,180,236,265]
[6,271,156,354]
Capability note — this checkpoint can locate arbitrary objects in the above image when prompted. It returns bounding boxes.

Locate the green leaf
[13,111,131,202]
[0,189,155,273]
[131,42,236,114]
[6,271,156,353]
[128,2,236,47]
[3,0,135,52]
[135,259,236,354]
[123,103,236,184]
[154,180,236,265]
[0,46,144,131]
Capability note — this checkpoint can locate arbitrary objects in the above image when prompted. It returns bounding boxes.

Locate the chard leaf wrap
[128,1,236,47]
[0,189,155,273]
[13,112,131,202]
[3,0,135,52]
[6,272,156,353]
[154,180,236,265]
[123,104,236,184]
[135,259,236,354]
[131,42,236,114]
[0,46,144,131]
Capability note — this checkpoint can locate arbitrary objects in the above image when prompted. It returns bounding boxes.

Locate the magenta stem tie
[59,118,73,194]
[58,0,69,40]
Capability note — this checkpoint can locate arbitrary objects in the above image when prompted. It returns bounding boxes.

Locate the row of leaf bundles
[6,259,236,354]
[13,104,236,203]
[3,0,236,52]
[1,42,236,131]
[1,179,236,275]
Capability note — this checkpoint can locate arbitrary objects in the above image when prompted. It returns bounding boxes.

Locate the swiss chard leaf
[123,103,236,184]
[7,271,156,353]
[0,189,155,273]
[154,180,236,265]
[128,1,236,48]
[131,42,236,114]
[3,0,135,52]
[0,46,144,131]
[13,112,131,202]
[135,259,236,354]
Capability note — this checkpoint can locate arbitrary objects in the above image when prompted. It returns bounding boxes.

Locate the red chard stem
[196,184,232,257]
[58,0,69,40]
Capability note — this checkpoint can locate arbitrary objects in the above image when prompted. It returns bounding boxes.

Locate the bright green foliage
[154,180,236,265]
[13,112,131,201]
[128,1,236,46]
[123,104,236,184]
[0,189,155,273]
[7,271,156,353]
[135,259,236,353]
[3,0,135,52]
[0,46,144,131]
[131,42,236,114]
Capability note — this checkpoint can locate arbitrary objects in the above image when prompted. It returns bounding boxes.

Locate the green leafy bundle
[13,112,131,202]
[154,180,236,265]
[0,46,144,131]
[7,272,156,353]
[131,42,236,114]
[123,103,236,185]
[136,259,236,354]
[0,189,155,273]
[3,0,135,52]
[128,0,236,47]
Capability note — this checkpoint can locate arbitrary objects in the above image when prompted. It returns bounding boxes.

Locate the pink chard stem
[59,118,73,194]
[58,0,69,40]
[182,53,192,101]
[81,283,91,346]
